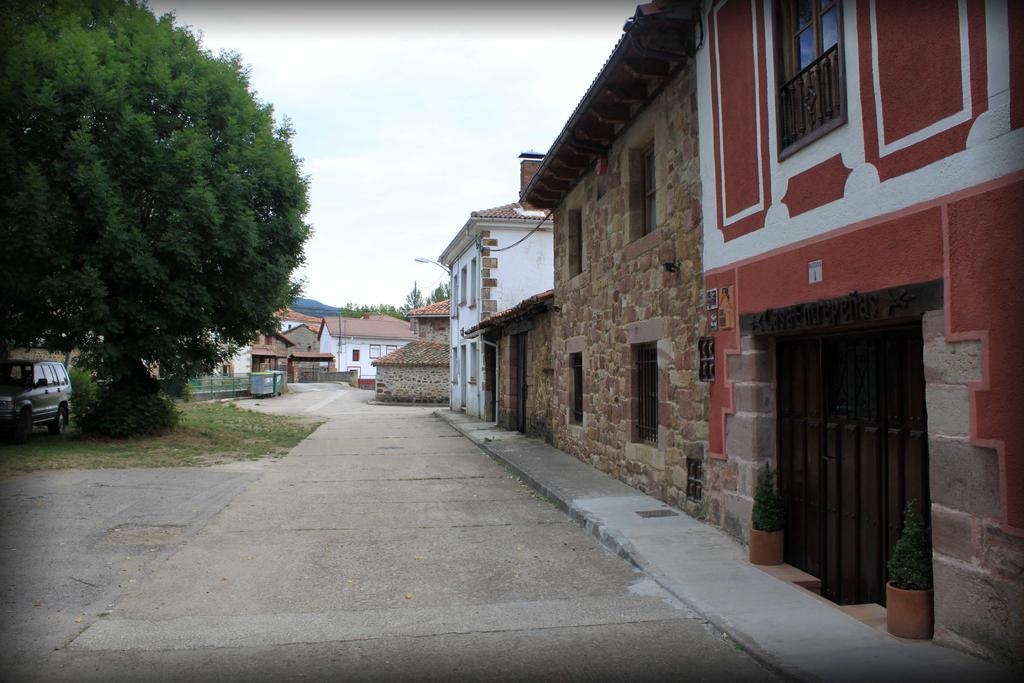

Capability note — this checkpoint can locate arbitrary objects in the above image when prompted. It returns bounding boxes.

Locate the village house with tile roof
[407,300,450,344]
[317,313,417,388]
[440,153,554,421]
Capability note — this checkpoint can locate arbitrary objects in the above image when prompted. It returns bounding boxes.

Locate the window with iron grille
[686,458,703,502]
[776,0,845,155]
[635,343,658,444]
[571,352,583,424]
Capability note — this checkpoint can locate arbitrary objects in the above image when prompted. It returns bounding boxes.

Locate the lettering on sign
[741,280,943,335]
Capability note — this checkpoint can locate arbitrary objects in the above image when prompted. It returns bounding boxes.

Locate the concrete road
[2,384,771,681]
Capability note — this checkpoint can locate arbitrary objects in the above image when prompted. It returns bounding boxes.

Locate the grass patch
[0,402,321,476]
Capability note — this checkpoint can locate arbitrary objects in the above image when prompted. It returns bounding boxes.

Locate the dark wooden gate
[514,333,528,433]
[778,327,929,606]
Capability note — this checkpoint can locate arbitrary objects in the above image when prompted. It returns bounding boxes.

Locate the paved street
[1,384,770,681]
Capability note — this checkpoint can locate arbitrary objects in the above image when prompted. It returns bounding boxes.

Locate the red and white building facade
[697,0,1023,660]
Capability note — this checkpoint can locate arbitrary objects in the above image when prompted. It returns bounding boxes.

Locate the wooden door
[778,327,928,606]
[515,333,528,433]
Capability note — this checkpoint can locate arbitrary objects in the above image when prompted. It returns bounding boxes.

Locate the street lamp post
[414,256,451,274]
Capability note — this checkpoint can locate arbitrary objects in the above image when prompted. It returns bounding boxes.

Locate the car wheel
[48,405,68,435]
[12,408,31,444]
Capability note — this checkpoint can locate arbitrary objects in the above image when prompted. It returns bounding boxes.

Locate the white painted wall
[227,346,251,374]
[444,218,553,418]
[695,0,1022,271]
[320,334,409,379]
[494,226,554,309]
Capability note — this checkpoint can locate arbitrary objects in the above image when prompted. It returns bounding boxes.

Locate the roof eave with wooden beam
[521,1,698,211]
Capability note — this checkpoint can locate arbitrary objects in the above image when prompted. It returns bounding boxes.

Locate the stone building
[518,0,1023,664]
[372,342,449,404]
[466,291,555,440]
[689,0,1023,662]
[521,5,708,516]
[248,331,295,373]
[283,320,335,381]
[282,324,319,352]
[407,301,449,343]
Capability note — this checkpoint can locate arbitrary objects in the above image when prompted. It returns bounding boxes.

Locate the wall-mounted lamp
[414,256,451,274]
[662,261,680,273]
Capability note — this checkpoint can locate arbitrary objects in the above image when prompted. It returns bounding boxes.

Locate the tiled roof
[289,351,334,360]
[372,341,449,367]
[470,203,550,221]
[521,4,695,209]
[251,345,287,357]
[408,300,450,317]
[278,308,323,324]
[465,290,554,335]
[320,315,417,340]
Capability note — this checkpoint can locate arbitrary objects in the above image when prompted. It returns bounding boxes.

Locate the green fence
[188,373,251,399]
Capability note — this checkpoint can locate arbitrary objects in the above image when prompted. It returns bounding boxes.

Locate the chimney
[518,151,544,199]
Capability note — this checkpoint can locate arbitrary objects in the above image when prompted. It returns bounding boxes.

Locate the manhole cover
[635,509,679,518]
[101,525,184,545]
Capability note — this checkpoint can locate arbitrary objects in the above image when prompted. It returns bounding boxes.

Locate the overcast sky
[148,1,636,308]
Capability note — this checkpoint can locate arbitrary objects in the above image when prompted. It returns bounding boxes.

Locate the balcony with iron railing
[779,44,843,154]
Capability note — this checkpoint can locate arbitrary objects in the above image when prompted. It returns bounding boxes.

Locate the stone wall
[283,325,319,351]
[707,333,775,541]
[375,365,448,404]
[413,317,448,343]
[922,310,1024,663]
[496,310,555,442]
[547,67,709,515]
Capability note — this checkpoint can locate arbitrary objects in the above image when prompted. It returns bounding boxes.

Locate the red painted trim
[708,0,772,242]
[1011,0,1024,130]
[781,154,852,217]
[941,181,1024,536]
[857,0,988,182]
[705,169,1024,277]
[707,269,739,460]
[705,170,1024,536]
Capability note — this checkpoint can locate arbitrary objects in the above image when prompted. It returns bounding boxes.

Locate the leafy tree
[751,465,784,532]
[0,1,310,434]
[338,303,406,320]
[887,501,933,590]
[400,282,424,315]
[426,282,450,305]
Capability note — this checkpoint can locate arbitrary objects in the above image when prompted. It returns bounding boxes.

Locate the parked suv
[0,360,73,443]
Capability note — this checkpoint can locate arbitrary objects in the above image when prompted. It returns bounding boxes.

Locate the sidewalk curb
[434,410,795,682]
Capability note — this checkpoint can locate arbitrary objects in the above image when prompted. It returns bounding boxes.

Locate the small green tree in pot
[886,500,934,639]
[749,465,785,565]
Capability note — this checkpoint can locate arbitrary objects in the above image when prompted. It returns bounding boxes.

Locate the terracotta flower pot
[749,528,784,566]
[886,582,934,639]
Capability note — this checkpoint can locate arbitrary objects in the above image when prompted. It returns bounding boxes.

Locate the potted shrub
[886,501,934,639]
[749,465,785,565]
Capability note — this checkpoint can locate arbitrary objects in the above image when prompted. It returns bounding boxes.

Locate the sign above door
[741,279,942,335]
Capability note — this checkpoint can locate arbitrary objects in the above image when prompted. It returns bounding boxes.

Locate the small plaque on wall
[718,285,734,329]
[706,288,719,310]
[698,336,715,383]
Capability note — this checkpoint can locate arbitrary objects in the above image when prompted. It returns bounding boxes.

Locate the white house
[439,153,554,419]
[318,314,417,387]
[278,308,323,332]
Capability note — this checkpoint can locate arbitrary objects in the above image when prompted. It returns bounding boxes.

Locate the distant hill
[291,297,340,318]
